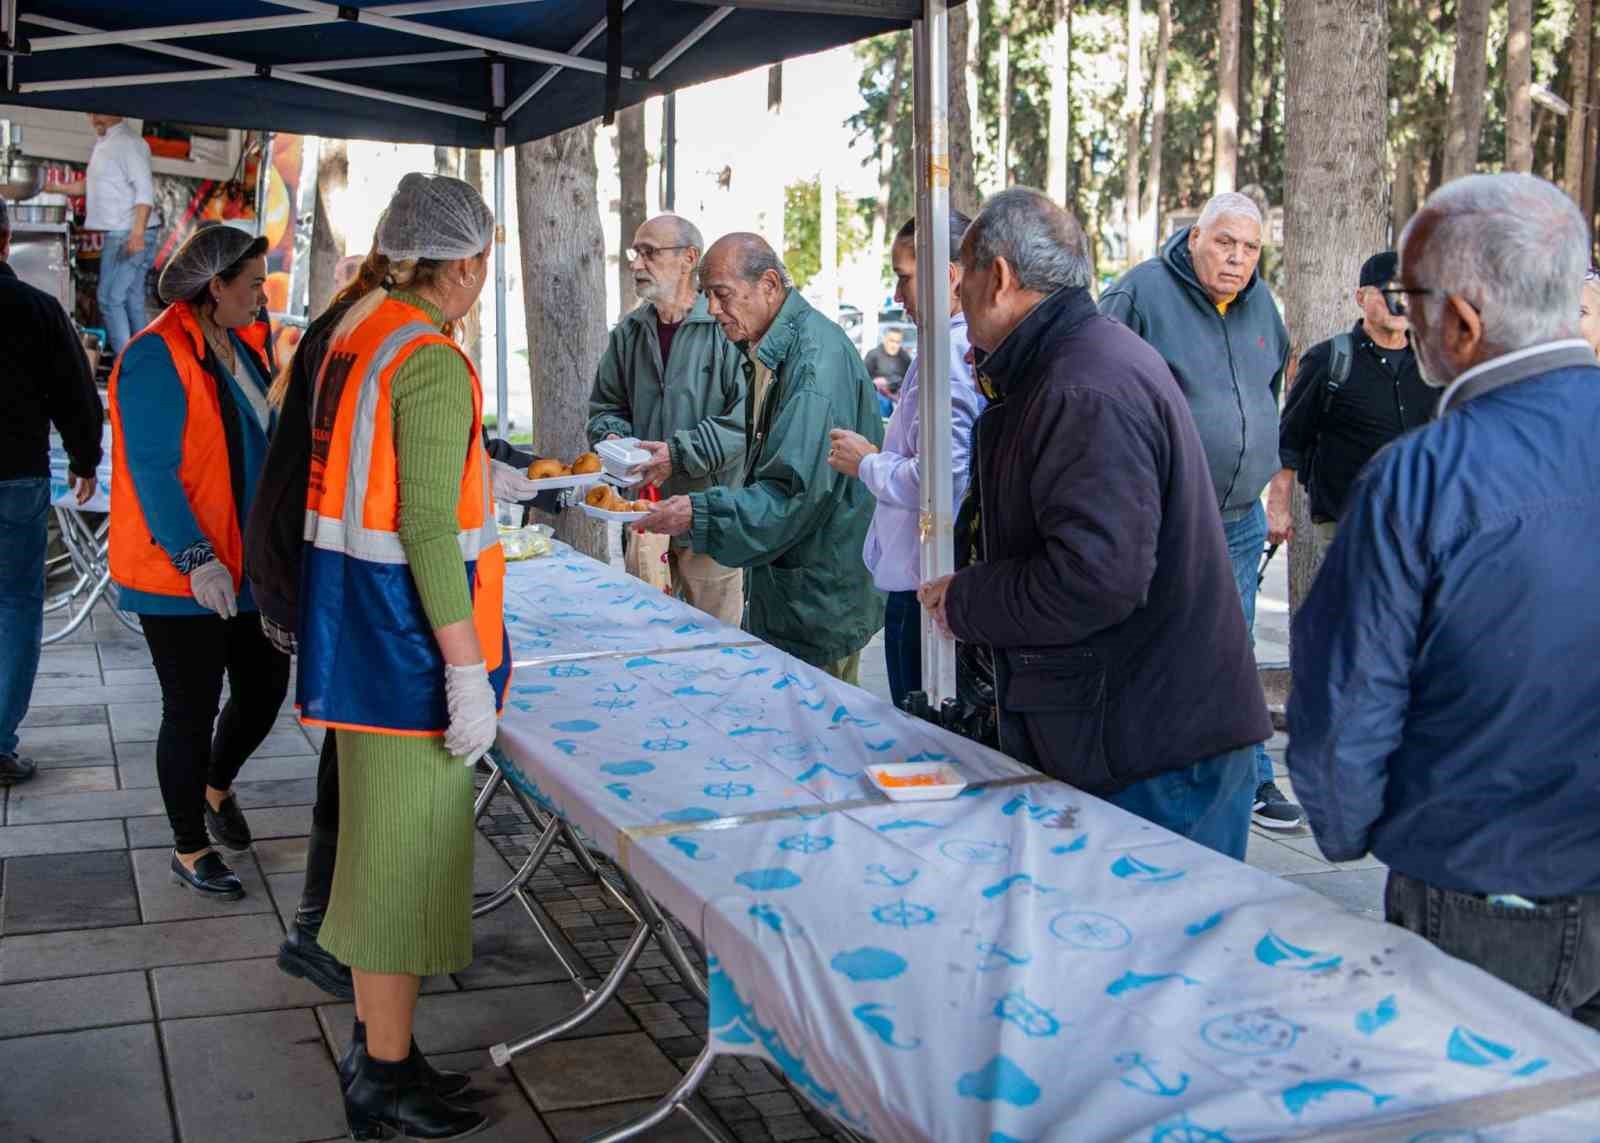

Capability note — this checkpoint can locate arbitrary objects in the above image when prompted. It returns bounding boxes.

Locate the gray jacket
[1100,228,1289,518]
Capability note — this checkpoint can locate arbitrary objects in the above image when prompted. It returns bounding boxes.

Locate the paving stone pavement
[1,582,1371,1142]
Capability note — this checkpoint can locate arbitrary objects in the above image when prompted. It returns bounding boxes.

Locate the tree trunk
[996,0,1013,189]
[1240,0,1256,184]
[308,139,348,318]
[461,148,484,373]
[762,66,786,254]
[1215,0,1241,193]
[1391,139,1420,239]
[1505,0,1534,173]
[615,104,647,314]
[515,124,616,563]
[1140,0,1171,253]
[1566,0,1595,199]
[1047,0,1072,204]
[1124,0,1144,263]
[1282,0,1388,613]
[1442,0,1491,182]
[967,0,987,193]
[947,4,980,216]
[1586,40,1600,218]
[1259,0,1281,192]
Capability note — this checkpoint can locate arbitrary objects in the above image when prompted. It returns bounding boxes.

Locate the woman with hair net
[294,173,506,1140]
[108,223,289,902]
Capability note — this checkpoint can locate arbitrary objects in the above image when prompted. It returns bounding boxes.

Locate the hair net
[375,172,495,262]
[158,223,259,304]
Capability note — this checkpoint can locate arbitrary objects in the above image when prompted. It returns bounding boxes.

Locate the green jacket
[586,295,746,499]
[689,290,886,667]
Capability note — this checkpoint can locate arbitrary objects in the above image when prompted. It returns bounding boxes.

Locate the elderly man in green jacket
[637,233,884,680]
[589,213,747,625]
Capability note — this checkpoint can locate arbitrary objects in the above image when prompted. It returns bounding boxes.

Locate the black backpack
[1322,332,1355,413]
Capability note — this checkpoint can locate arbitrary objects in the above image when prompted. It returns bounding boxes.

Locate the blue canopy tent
[1,0,961,702]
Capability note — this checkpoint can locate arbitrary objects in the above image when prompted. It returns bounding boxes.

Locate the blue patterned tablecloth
[495,550,1600,1142]
[48,425,113,513]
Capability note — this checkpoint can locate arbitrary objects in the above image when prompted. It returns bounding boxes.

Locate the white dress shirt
[84,120,157,233]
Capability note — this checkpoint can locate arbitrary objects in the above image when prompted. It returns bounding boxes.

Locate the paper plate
[581,503,651,522]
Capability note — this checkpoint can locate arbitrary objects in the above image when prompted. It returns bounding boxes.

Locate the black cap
[1359,251,1398,288]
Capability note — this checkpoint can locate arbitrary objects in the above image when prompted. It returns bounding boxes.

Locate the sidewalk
[1,578,1377,1143]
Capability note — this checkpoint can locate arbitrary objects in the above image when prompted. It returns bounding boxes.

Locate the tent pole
[912,0,955,707]
[492,60,510,438]
[254,131,275,224]
[664,92,677,212]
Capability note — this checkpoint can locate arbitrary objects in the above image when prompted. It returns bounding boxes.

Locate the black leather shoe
[339,1021,472,1098]
[0,753,37,786]
[277,912,354,1001]
[343,1050,486,1141]
[205,794,253,851]
[170,851,244,900]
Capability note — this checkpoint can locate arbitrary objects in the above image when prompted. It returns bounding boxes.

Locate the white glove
[490,458,543,504]
[189,560,238,619]
[443,661,499,766]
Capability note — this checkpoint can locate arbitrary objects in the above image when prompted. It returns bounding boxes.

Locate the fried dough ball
[528,458,564,480]
[571,452,603,474]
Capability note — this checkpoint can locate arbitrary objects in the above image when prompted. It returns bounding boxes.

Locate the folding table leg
[582,1044,737,1143]
[617,866,708,1005]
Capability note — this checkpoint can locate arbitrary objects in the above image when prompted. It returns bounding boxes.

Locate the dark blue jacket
[945,287,1270,795]
[1287,342,1600,896]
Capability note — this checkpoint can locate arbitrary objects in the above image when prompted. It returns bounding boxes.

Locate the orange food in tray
[876,771,944,788]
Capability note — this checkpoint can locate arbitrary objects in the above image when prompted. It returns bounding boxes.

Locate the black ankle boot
[277,826,354,1000]
[339,1021,473,1099]
[343,1050,486,1141]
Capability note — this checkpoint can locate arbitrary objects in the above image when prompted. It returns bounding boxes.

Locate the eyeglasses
[626,244,691,263]
[1378,285,1481,319]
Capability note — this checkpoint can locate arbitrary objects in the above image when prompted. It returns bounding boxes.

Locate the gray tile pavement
[0,1024,175,1143]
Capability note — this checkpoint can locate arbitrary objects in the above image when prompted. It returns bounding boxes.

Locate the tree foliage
[783,178,871,290]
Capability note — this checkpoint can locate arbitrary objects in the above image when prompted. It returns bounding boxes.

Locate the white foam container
[865,762,968,802]
[597,437,651,482]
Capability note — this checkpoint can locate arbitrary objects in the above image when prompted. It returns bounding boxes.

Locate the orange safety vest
[295,296,510,736]
[108,303,274,598]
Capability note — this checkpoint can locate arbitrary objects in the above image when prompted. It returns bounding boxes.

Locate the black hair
[0,198,9,245]
[894,210,973,263]
[184,234,270,306]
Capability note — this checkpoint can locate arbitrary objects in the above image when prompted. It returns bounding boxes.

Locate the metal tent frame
[1,0,957,686]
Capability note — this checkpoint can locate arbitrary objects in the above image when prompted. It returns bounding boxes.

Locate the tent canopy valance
[2,1,911,148]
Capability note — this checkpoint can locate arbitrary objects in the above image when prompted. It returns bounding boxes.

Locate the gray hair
[659,214,704,260]
[1402,173,1588,352]
[1196,191,1263,232]
[734,244,793,289]
[964,187,1091,293]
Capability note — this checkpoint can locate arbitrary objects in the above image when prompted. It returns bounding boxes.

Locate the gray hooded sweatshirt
[1100,228,1289,520]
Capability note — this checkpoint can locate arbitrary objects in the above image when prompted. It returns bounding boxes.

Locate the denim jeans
[98,227,159,354]
[1222,502,1275,786]
[882,590,922,709]
[1102,745,1255,860]
[0,478,49,756]
[1386,870,1600,1030]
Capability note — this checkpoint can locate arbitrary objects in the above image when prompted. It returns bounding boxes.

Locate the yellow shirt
[1215,296,1236,316]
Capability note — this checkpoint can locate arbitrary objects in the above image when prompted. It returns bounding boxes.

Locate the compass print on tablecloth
[872,899,938,928]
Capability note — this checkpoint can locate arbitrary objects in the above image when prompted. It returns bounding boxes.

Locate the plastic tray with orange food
[865,761,967,802]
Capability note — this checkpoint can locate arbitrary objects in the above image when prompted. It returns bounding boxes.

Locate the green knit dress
[317,293,481,977]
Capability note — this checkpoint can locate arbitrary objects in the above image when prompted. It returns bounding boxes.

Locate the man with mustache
[588,214,747,624]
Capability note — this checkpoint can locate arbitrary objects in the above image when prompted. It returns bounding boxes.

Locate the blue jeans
[1222,502,1275,786]
[882,590,922,709]
[98,227,159,354]
[0,478,49,756]
[1103,745,1256,860]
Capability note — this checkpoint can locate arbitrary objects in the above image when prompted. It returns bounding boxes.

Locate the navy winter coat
[1287,343,1600,896]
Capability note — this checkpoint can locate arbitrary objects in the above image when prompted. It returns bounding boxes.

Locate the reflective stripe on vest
[295,301,510,736]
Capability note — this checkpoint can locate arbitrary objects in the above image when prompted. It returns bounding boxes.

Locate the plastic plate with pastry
[865,762,968,802]
[522,453,606,491]
[579,483,654,522]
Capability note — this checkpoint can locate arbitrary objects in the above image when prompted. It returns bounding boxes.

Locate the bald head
[702,233,792,345]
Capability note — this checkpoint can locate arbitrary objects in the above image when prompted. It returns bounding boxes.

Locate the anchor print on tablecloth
[705,757,753,773]
[1115,1051,1190,1097]
[976,941,1031,972]
[648,716,689,730]
[864,864,919,888]
[993,989,1060,1037]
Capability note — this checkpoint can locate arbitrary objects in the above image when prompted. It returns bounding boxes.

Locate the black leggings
[142,612,291,854]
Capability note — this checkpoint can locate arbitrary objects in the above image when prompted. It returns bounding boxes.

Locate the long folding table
[489,545,1600,1142]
